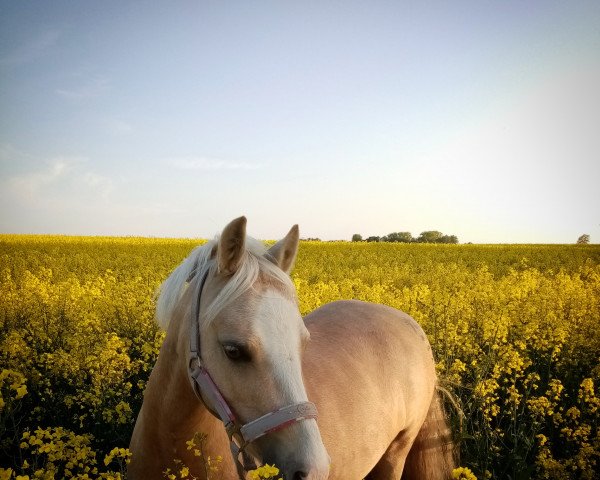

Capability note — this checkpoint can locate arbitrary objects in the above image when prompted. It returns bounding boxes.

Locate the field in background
[1,236,599,479]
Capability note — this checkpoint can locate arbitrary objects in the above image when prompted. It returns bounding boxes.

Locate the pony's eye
[222,343,250,362]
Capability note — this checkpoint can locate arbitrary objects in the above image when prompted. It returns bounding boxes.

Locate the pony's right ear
[267,224,300,274]
[217,216,247,276]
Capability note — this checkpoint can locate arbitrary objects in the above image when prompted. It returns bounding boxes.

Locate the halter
[187,266,318,479]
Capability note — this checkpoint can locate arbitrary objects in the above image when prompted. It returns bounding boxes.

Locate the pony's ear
[267,224,299,274]
[217,216,247,276]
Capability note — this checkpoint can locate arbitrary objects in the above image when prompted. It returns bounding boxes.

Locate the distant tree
[577,234,590,244]
[385,232,413,243]
[416,231,444,243]
[363,230,457,244]
[439,235,459,244]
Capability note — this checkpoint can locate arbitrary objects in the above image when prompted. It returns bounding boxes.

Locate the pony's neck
[132,295,233,479]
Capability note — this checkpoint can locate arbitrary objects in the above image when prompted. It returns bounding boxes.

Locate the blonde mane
[155,235,294,330]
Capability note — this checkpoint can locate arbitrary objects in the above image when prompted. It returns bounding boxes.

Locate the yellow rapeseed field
[1,236,599,479]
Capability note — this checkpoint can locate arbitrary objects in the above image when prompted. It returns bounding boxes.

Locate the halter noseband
[187,266,318,478]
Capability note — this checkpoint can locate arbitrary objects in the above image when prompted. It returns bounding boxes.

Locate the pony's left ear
[217,216,247,276]
[267,224,299,274]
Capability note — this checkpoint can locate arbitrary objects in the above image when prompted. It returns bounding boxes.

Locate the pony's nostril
[293,471,308,480]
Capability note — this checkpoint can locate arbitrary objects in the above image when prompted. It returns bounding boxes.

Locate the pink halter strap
[187,266,318,478]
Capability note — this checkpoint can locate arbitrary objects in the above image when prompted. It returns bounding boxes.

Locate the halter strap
[188,267,237,427]
[187,265,318,478]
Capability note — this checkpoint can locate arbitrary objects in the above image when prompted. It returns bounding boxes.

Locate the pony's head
[157,217,330,480]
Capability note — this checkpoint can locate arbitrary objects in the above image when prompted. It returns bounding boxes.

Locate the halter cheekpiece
[187,266,319,478]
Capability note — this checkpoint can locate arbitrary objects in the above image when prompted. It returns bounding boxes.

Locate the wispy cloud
[167,156,263,171]
[107,119,133,135]
[81,172,114,200]
[0,143,35,165]
[0,29,60,67]
[3,154,114,205]
[8,158,77,199]
[56,75,111,101]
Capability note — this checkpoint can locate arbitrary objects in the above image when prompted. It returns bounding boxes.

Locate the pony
[129,216,454,479]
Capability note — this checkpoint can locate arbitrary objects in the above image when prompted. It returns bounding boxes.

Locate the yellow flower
[0,468,13,480]
[15,384,27,399]
[249,464,281,479]
[452,466,478,480]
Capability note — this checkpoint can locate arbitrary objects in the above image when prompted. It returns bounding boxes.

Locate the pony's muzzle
[266,426,330,480]
[283,459,330,480]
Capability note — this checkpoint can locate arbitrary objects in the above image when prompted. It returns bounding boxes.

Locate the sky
[1,1,599,243]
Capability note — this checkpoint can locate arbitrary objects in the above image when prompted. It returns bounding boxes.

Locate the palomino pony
[129,217,454,479]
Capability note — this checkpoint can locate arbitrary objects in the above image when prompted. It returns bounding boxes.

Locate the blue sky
[1,1,598,243]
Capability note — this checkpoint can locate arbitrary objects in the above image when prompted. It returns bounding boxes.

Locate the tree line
[352,231,459,244]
